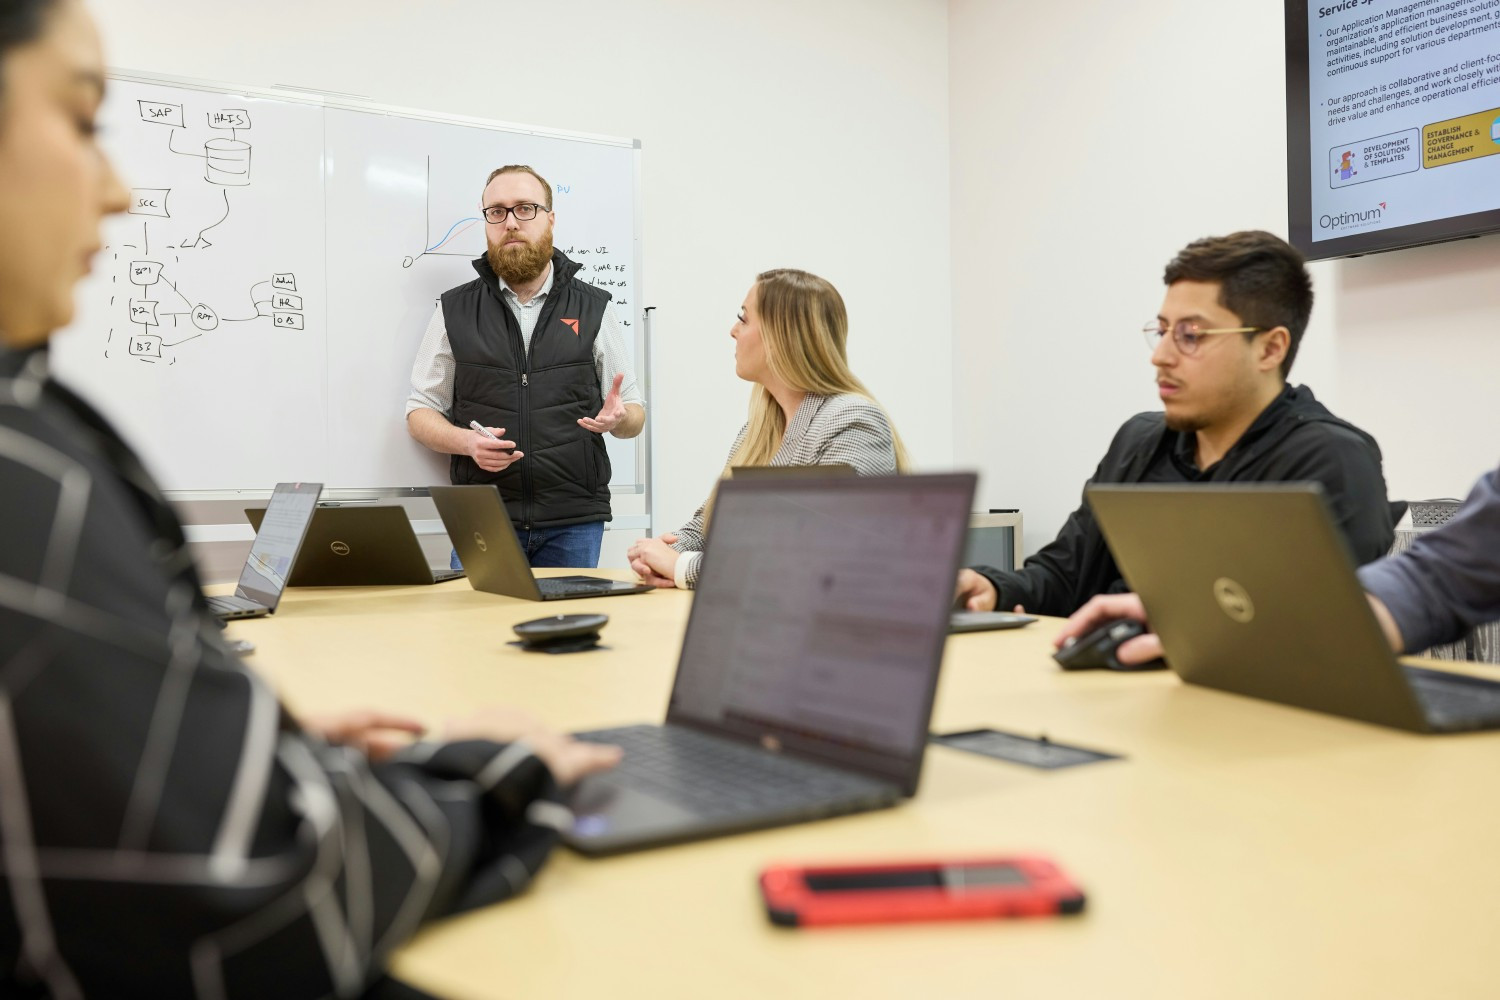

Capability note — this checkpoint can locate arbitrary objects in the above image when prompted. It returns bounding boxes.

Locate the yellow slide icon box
[1423,106,1500,169]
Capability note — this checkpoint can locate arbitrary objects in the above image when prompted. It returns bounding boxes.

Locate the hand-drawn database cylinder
[204,138,251,186]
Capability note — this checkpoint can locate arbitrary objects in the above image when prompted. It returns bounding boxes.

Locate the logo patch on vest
[561,318,580,335]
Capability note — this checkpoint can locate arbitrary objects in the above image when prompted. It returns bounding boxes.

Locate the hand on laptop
[469,426,524,473]
[954,569,998,611]
[1056,594,1163,666]
[444,707,623,786]
[628,533,680,588]
[1367,594,1406,653]
[302,710,427,762]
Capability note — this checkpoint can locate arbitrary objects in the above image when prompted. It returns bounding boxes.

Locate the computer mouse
[512,613,608,652]
[1052,618,1166,672]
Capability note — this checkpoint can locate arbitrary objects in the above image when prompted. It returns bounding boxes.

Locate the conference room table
[228,573,1500,999]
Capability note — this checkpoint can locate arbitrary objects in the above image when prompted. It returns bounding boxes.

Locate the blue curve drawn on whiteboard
[426,217,481,253]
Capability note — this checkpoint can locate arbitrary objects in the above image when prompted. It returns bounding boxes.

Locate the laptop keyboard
[205,594,261,614]
[575,724,889,818]
[539,577,620,596]
[1404,666,1500,730]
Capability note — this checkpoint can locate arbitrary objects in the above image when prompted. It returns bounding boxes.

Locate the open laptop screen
[667,473,976,791]
[235,482,321,608]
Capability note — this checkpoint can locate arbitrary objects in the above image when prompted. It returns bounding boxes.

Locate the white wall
[92,0,953,555]
[1332,236,1500,503]
[949,0,1500,555]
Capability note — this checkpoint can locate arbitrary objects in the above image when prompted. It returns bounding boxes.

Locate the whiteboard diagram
[110,98,310,366]
[49,74,641,497]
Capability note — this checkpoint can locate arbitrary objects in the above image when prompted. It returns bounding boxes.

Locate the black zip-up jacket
[0,347,568,998]
[974,385,1396,617]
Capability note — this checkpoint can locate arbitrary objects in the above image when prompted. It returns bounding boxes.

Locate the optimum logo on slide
[1319,201,1387,233]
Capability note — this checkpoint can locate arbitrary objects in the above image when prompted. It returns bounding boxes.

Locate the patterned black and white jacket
[0,346,569,998]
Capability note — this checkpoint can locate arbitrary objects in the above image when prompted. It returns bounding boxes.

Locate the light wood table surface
[227,573,1500,1000]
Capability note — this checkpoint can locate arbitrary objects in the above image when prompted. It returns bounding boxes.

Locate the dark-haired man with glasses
[407,164,645,568]
[956,230,1394,617]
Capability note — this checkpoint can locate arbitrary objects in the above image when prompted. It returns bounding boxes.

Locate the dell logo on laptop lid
[1213,577,1255,624]
[330,540,350,556]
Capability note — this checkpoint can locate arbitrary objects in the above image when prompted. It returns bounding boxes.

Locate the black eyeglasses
[481,203,547,224]
[1142,320,1263,356]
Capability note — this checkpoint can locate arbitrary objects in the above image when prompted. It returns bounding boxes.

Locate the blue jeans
[451,520,605,570]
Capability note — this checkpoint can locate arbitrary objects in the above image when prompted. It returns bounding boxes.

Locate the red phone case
[759,855,1085,928]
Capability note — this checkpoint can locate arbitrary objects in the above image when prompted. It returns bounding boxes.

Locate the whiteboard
[50,72,643,496]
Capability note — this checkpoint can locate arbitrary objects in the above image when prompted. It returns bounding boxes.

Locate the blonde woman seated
[627,268,908,589]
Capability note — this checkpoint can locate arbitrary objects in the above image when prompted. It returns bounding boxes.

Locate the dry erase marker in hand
[469,420,501,441]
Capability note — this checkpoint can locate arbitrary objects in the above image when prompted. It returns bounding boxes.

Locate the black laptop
[244,505,463,586]
[728,463,855,480]
[207,482,321,621]
[429,485,650,600]
[1088,483,1500,733]
[564,472,978,855]
[726,465,1014,634]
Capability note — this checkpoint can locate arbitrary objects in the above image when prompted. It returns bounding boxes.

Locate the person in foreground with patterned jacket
[0,2,619,996]
[627,268,908,589]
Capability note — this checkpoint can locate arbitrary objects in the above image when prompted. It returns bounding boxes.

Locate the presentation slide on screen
[1309,0,1500,242]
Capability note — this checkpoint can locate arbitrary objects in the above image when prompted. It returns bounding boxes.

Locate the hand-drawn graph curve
[401,157,482,268]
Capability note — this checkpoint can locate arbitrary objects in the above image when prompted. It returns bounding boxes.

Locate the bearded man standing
[407,164,645,568]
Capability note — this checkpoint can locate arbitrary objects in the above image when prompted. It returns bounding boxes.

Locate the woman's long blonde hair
[729,268,910,470]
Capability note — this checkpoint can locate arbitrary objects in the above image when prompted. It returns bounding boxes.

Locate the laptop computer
[728,463,855,480]
[949,610,1036,633]
[244,505,464,586]
[206,482,322,621]
[726,466,1002,635]
[429,485,651,600]
[1087,483,1500,733]
[564,472,978,855]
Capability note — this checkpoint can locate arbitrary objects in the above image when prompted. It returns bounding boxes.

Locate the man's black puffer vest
[442,249,612,528]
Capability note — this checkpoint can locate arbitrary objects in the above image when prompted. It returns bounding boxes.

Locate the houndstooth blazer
[669,392,900,588]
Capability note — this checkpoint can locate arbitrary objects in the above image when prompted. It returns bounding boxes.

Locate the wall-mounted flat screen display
[1286,0,1500,259]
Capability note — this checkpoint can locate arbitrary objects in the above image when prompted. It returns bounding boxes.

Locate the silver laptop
[207,482,322,620]
[245,505,463,586]
[1088,483,1500,733]
[564,472,978,855]
[429,485,650,600]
